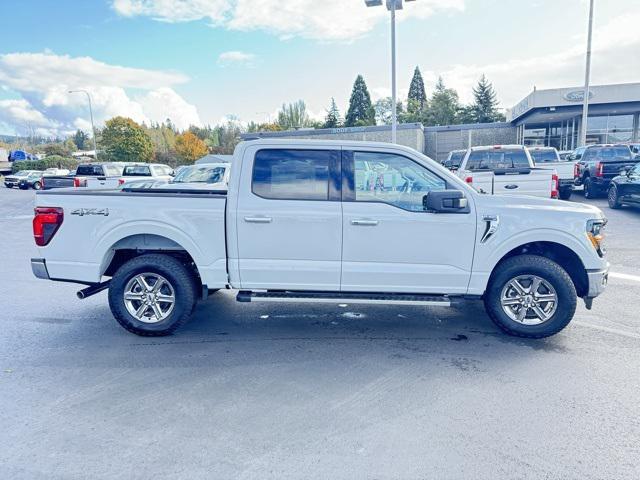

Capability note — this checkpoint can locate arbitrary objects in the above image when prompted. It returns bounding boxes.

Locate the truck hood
[474,194,605,220]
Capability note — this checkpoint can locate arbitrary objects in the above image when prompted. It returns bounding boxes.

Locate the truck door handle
[504,184,519,189]
[351,219,379,226]
[244,216,272,223]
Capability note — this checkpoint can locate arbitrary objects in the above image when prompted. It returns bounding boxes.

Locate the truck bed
[34,189,229,288]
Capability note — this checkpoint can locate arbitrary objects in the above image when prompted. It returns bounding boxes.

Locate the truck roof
[469,144,525,151]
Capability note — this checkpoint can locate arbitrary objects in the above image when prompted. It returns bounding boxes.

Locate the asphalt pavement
[0,186,639,480]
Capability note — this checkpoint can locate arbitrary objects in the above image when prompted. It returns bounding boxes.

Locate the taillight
[118,178,125,186]
[596,162,604,177]
[40,177,45,188]
[73,177,81,187]
[33,207,64,246]
[551,173,559,199]
[73,177,87,187]
[574,163,580,178]
[465,176,473,184]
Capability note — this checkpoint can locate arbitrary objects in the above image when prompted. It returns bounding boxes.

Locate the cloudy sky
[0,0,638,137]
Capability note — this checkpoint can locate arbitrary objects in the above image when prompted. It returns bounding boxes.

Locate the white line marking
[574,321,640,340]
[609,271,640,283]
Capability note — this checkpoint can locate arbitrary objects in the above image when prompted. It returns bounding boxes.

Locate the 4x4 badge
[70,208,109,217]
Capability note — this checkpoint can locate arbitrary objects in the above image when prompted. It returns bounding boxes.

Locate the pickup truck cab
[31,139,609,338]
[529,147,575,200]
[457,145,559,198]
[572,144,640,199]
[85,163,174,189]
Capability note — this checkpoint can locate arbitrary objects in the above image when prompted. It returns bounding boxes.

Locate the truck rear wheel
[484,255,577,338]
[108,254,197,336]
[559,188,572,200]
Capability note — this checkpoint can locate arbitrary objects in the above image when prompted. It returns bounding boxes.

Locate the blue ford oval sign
[564,90,594,102]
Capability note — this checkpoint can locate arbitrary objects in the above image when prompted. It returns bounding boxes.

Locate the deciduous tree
[101,116,154,163]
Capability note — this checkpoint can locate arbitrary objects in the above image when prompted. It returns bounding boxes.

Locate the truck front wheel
[108,254,197,336]
[484,255,577,338]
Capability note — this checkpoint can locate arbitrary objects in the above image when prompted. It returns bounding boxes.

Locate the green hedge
[11,156,80,173]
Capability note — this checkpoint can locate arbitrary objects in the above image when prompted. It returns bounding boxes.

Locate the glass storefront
[523,113,637,150]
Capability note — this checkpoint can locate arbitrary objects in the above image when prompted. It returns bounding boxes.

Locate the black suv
[571,144,639,199]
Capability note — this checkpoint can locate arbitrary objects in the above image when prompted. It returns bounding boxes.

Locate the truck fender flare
[94,221,205,278]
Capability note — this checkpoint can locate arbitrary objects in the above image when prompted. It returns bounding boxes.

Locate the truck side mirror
[423,190,469,213]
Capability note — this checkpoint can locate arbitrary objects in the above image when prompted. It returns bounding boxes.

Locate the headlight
[586,219,607,257]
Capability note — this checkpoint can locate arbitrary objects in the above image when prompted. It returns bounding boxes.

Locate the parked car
[607,162,640,209]
[18,171,46,190]
[571,144,640,199]
[42,163,126,189]
[528,147,576,200]
[441,149,466,171]
[85,163,174,189]
[31,139,608,339]
[4,170,42,188]
[457,145,558,198]
[170,163,231,189]
[8,150,37,162]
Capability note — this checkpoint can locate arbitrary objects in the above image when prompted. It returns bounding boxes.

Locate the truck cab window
[352,151,446,212]
[252,149,332,200]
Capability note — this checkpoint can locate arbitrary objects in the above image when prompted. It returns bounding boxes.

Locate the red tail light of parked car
[595,162,604,177]
[33,207,64,246]
[551,173,559,199]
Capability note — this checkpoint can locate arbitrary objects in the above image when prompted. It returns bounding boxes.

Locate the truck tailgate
[34,190,228,288]
[85,177,121,189]
[537,161,576,180]
[466,169,554,197]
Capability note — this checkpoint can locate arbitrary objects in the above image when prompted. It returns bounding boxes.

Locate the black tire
[583,176,598,199]
[108,254,197,336]
[4,183,11,189]
[559,188,572,200]
[32,181,42,190]
[484,255,577,338]
[608,185,622,209]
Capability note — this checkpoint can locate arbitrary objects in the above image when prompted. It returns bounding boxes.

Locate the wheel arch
[99,233,203,288]
[488,241,589,297]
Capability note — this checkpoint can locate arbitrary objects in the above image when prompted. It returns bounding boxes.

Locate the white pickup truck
[457,145,559,198]
[85,163,174,189]
[529,146,576,200]
[31,139,609,338]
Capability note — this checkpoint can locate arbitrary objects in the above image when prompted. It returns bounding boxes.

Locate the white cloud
[429,11,640,108]
[0,52,201,136]
[217,50,256,66]
[112,0,464,41]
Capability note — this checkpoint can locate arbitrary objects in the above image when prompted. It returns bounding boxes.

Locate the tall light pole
[365,0,416,144]
[579,0,595,147]
[69,89,98,158]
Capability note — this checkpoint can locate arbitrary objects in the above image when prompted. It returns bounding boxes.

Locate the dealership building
[244,82,640,162]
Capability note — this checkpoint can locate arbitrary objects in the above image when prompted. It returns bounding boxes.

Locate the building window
[587,114,634,143]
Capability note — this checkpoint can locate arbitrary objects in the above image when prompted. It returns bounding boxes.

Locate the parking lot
[1,186,639,479]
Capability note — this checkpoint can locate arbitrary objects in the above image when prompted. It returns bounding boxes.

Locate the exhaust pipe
[77,281,110,299]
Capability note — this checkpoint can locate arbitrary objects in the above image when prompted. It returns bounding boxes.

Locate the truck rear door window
[123,165,152,177]
[252,149,332,201]
[76,165,104,176]
[466,150,529,170]
[530,149,559,163]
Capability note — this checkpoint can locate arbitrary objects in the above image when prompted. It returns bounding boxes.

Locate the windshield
[466,149,530,170]
[123,165,151,176]
[449,151,465,167]
[529,149,560,163]
[173,165,227,183]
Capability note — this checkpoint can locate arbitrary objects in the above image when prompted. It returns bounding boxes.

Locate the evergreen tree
[323,98,342,128]
[407,66,427,113]
[72,129,88,150]
[471,74,501,123]
[426,77,460,126]
[345,75,375,127]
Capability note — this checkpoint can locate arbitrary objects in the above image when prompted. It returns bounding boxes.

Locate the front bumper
[31,258,50,280]
[586,265,609,298]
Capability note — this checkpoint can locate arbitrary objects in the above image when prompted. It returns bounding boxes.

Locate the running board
[236,290,451,307]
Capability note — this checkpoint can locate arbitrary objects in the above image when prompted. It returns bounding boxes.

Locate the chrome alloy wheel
[123,273,175,324]
[500,275,558,325]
